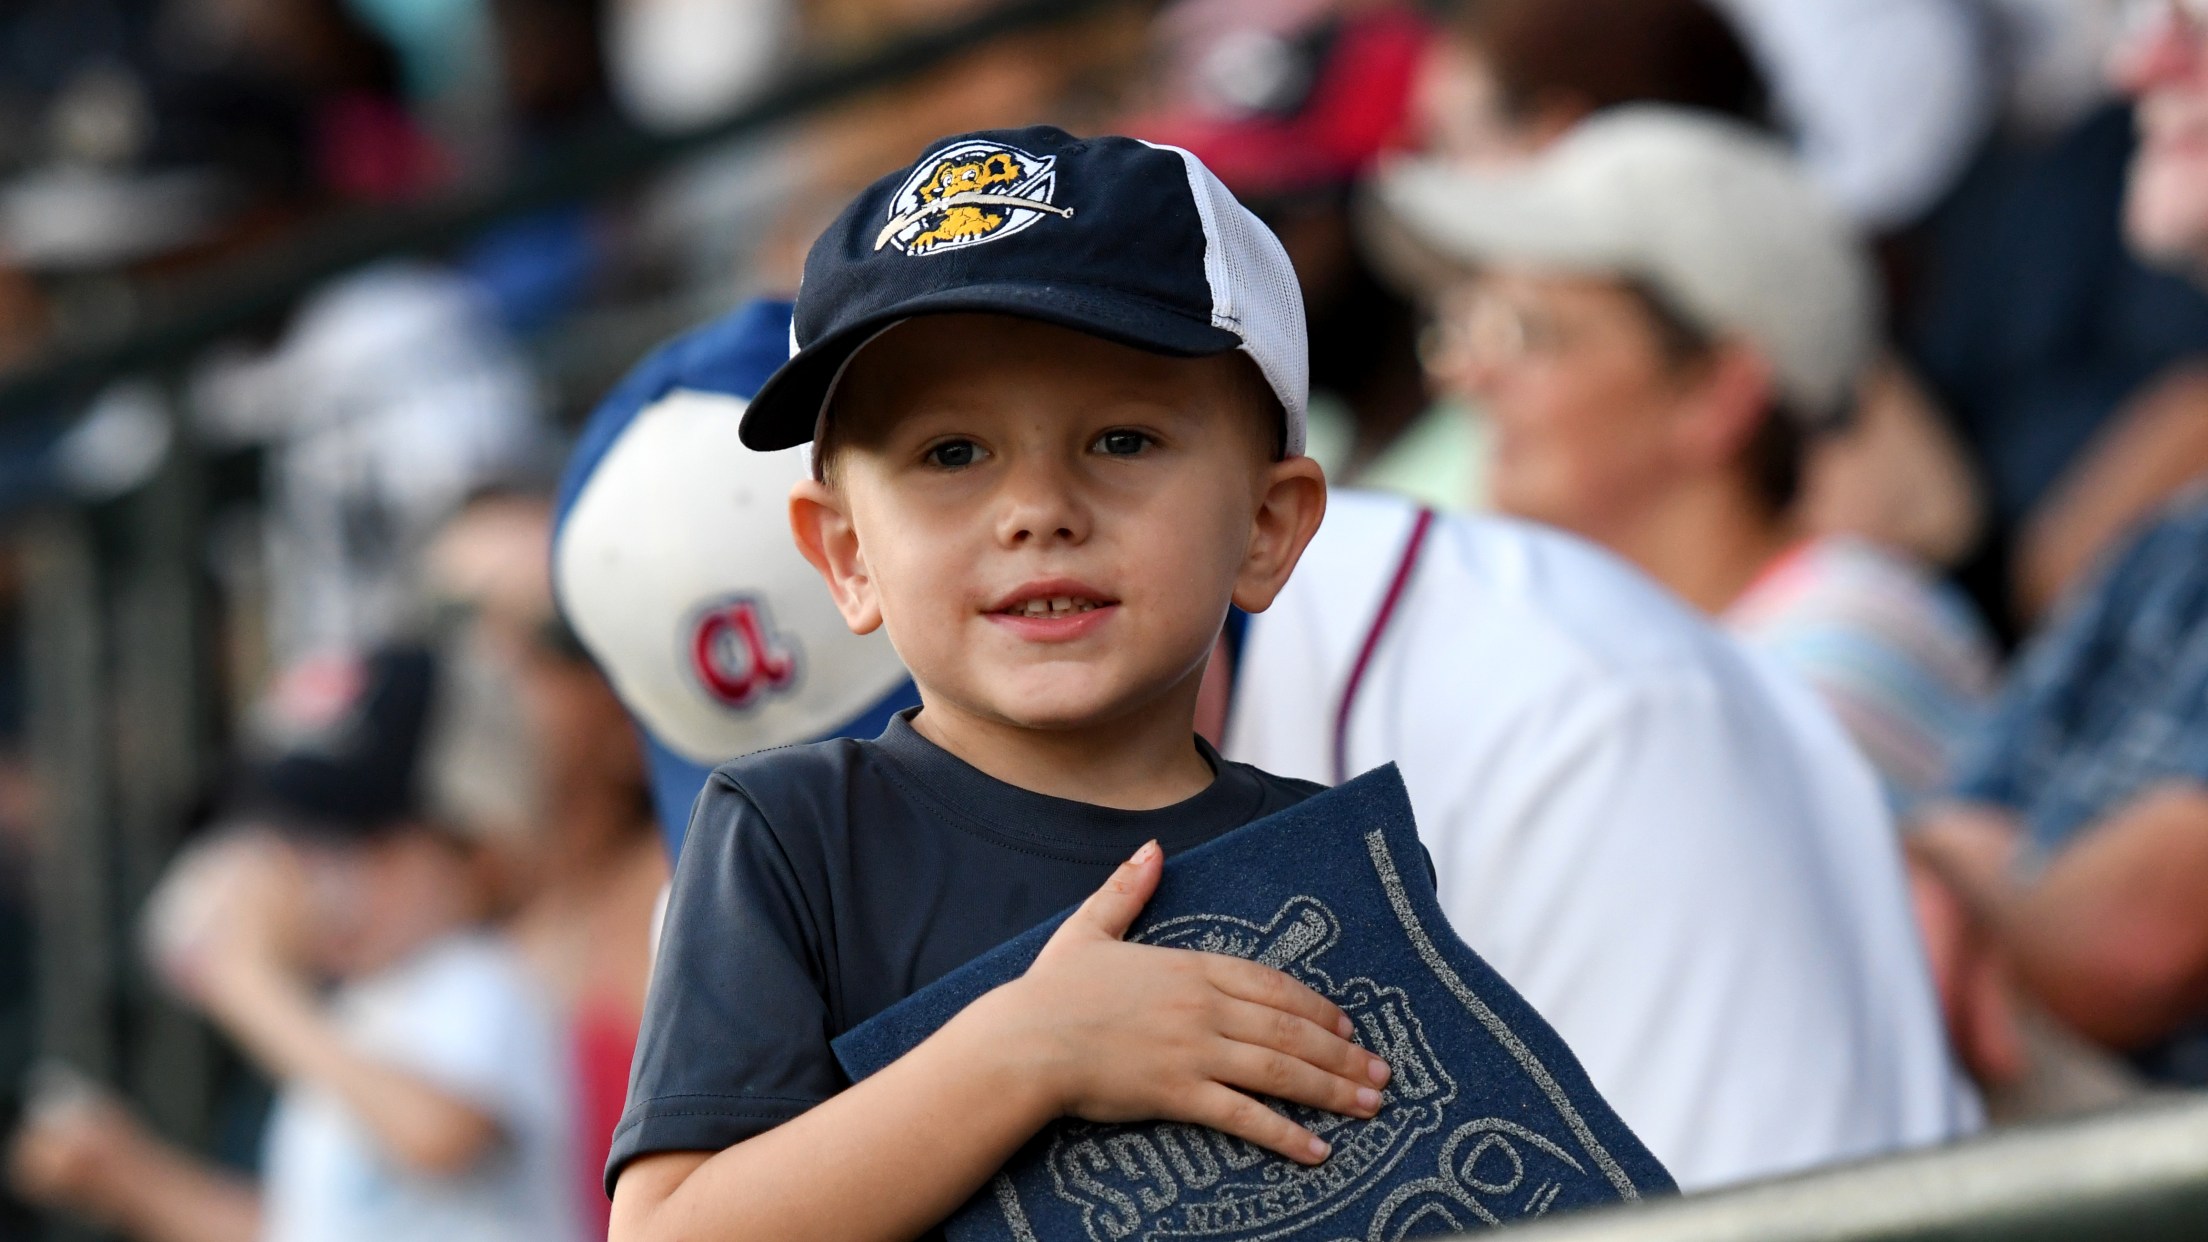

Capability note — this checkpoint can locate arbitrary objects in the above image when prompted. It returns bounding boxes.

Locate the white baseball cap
[1373,105,1877,423]
[554,301,918,851]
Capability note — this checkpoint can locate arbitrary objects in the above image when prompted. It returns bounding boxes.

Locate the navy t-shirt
[606,709,1321,1195]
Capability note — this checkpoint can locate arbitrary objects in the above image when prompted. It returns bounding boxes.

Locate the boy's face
[790,314,1325,734]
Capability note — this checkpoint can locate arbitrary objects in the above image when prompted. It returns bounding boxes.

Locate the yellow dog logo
[877,139,1073,257]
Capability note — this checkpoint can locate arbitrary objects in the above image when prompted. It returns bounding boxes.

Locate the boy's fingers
[1218,1001,1391,1094]
[1189,1085,1332,1166]
[1203,957,1353,1040]
[1070,840,1162,942]
[1213,1041,1381,1122]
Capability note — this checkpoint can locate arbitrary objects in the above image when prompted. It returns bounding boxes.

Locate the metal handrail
[1499,1094,2208,1241]
[0,0,1124,420]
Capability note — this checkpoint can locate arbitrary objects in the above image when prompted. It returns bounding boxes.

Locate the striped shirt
[1728,536,1999,813]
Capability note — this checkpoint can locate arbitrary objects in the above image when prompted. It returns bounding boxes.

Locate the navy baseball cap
[240,645,438,837]
[739,125,1310,456]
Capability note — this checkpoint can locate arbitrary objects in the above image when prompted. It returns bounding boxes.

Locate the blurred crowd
[1,0,2207,1237]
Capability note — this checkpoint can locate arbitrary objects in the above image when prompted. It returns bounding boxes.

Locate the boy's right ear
[789,479,885,635]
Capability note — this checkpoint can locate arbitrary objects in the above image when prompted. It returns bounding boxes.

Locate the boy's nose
[994,456,1090,546]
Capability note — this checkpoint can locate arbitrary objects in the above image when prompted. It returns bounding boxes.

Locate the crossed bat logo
[877,139,1074,257]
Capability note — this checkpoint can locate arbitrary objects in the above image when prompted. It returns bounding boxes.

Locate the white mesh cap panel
[1145,142,1310,457]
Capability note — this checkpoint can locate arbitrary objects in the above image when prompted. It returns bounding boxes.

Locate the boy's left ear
[1232,456,1327,614]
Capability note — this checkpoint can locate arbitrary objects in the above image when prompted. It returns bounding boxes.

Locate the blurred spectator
[1390,0,1985,566]
[1913,0,2208,1097]
[1904,9,2208,628]
[1413,0,1768,167]
[2003,4,2208,618]
[1984,0,2129,139]
[604,0,789,132]
[492,0,612,141]
[768,0,1146,291]
[1378,107,1997,811]
[1711,0,1995,234]
[1919,496,2208,1084]
[1794,356,1988,574]
[341,0,504,168]
[1127,4,1438,490]
[8,644,583,1242]
[155,0,445,203]
[0,0,439,290]
[194,261,550,664]
[1157,0,1785,502]
[423,491,664,1238]
[1904,97,2208,630]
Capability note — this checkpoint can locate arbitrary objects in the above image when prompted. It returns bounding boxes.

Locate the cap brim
[1364,159,1637,300]
[739,282,1240,452]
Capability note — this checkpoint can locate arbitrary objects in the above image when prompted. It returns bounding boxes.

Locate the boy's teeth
[1011,597,1098,616]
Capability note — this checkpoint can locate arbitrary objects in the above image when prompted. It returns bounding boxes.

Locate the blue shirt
[1948,492,2208,858]
[831,766,1675,1241]
[606,710,1319,1203]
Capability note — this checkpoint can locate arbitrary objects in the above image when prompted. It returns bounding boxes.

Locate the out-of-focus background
[0,0,2206,1238]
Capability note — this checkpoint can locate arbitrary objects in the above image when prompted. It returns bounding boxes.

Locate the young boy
[607,127,1394,1241]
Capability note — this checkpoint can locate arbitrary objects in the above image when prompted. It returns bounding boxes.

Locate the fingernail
[1335,1014,1354,1039]
[1308,1137,1330,1161]
[1368,1058,1391,1086]
[1356,1087,1381,1112]
[1129,840,1157,865]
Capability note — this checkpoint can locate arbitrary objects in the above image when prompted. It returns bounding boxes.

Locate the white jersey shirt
[260,934,583,1242]
[1225,492,1980,1190]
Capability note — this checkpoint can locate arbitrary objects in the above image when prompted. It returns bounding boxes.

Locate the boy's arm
[610,1007,1055,1242]
[612,842,1390,1242]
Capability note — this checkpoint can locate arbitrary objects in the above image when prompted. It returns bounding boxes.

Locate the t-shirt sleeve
[604,771,842,1195]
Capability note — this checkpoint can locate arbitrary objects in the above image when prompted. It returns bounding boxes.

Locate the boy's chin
[955,672,1181,734]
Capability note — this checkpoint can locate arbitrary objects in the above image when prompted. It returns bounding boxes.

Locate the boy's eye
[1094,429,1153,457]
[924,439,986,469]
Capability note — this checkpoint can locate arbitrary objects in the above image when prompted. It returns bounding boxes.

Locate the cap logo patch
[256,651,372,755]
[687,597,799,710]
[875,139,1074,256]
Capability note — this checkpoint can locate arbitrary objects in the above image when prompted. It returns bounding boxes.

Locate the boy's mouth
[1000,596,1106,618]
[986,580,1121,633]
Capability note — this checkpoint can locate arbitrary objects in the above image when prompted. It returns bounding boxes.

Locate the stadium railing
[1512,1093,2208,1242]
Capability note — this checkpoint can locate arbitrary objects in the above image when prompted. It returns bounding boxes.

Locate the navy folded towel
[832,764,1675,1241]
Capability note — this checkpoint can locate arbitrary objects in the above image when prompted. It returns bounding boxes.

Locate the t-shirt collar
[871,707,1268,859]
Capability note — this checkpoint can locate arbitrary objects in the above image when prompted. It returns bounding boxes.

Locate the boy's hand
[984,841,1392,1165]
